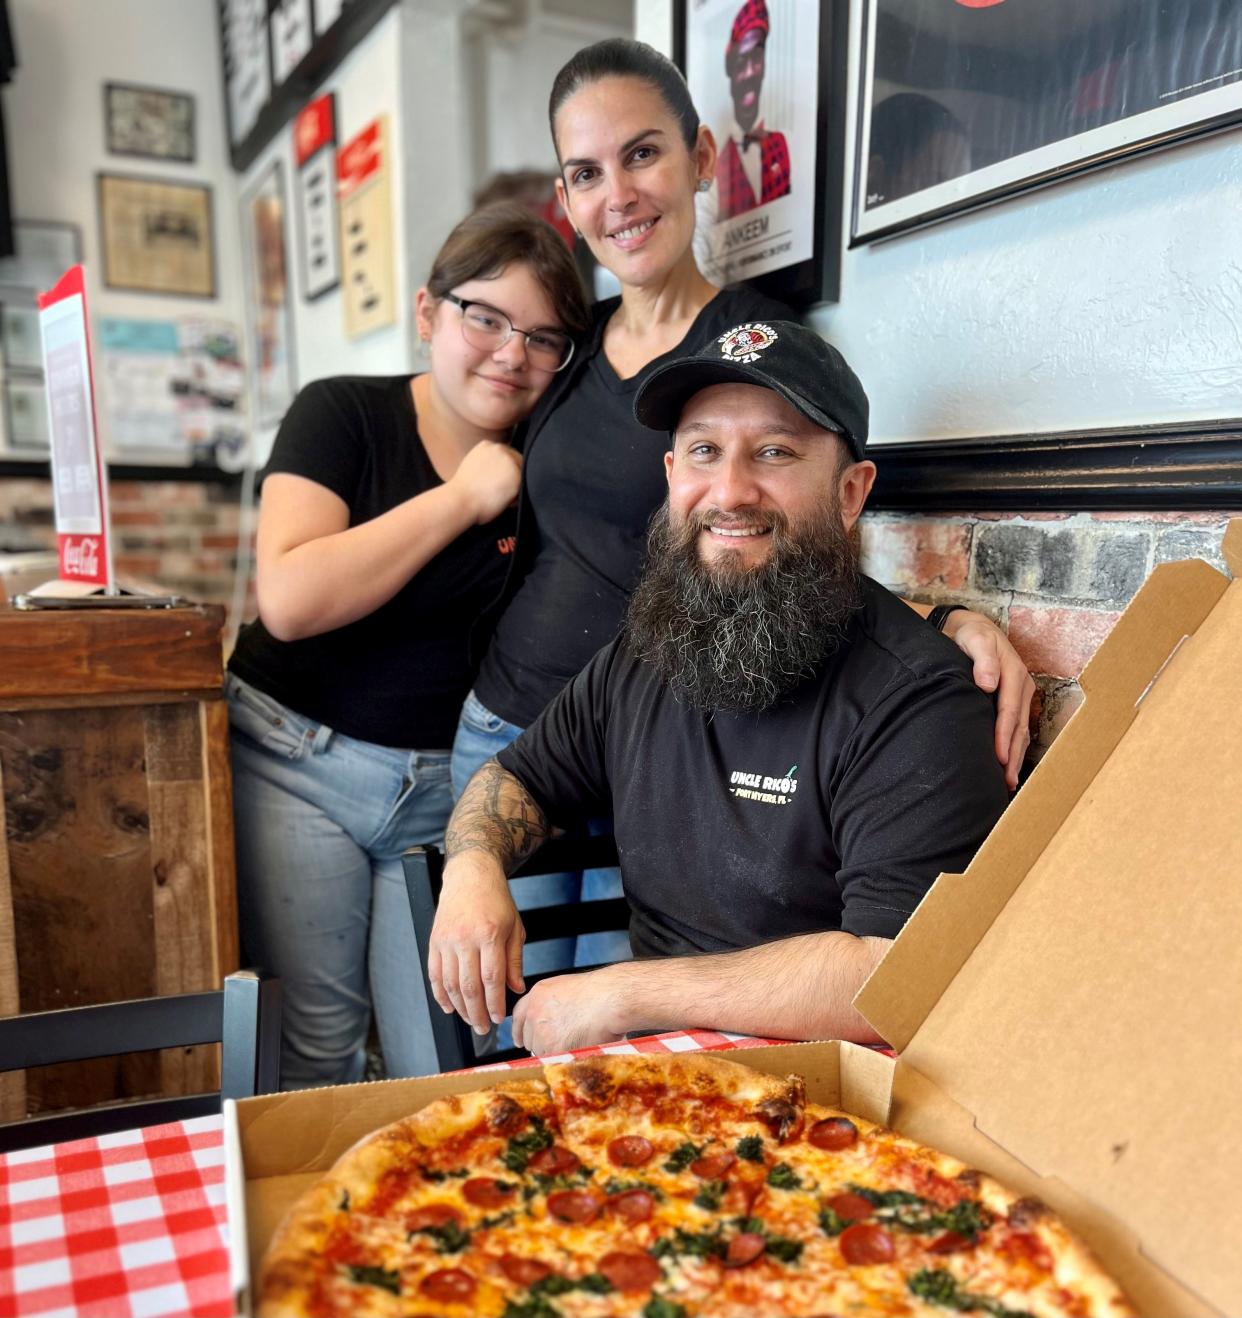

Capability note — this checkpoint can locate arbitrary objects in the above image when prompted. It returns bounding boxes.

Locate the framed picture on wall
[675,0,848,306]
[854,0,1242,244]
[1,302,44,373]
[104,82,196,163]
[241,160,297,428]
[293,92,341,301]
[0,220,82,292]
[97,173,216,297]
[4,377,50,451]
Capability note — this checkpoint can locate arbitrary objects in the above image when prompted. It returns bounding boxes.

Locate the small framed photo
[4,377,50,451]
[104,82,196,163]
[1,302,44,373]
[0,220,82,292]
[241,160,297,426]
[677,0,848,306]
[97,173,216,298]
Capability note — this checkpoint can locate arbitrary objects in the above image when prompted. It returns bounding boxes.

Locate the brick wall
[0,475,256,629]
[860,510,1235,764]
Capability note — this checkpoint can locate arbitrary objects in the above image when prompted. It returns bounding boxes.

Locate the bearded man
[429,322,1008,1055]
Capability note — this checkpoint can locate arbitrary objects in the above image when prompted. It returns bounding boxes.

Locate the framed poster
[241,160,296,427]
[97,174,216,297]
[337,114,396,337]
[0,220,82,292]
[4,377,49,451]
[104,82,196,163]
[677,0,847,306]
[854,0,1242,244]
[1,302,44,373]
[270,0,314,86]
[294,92,341,300]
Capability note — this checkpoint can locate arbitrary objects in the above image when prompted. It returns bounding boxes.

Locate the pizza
[256,1053,1135,1317]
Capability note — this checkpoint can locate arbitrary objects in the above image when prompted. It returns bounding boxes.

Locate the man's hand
[428,854,525,1035]
[511,966,631,1056]
[941,609,1036,790]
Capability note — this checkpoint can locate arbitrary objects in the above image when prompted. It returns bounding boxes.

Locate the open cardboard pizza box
[225,521,1242,1317]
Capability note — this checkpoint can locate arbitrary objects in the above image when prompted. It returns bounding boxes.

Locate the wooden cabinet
[0,605,238,1120]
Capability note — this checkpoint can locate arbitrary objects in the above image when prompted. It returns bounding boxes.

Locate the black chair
[0,969,281,1152]
[403,835,629,1070]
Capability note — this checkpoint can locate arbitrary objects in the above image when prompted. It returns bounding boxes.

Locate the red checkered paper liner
[0,1032,799,1317]
[0,1114,230,1318]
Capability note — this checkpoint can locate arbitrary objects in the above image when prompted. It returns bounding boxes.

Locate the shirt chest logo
[728,763,799,806]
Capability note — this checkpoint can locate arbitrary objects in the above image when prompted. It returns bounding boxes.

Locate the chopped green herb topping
[479,1210,517,1230]
[763,1235,804,1264]
[662,1141,704,1173]
[846,1185,994,1241]
[766,1162,802,1190]
[735,1135,764,1163]
[344,1264,400,1294]
[409,1219,472,1254]
[819,1206,850,1236]
[693,1179,727,1211]
[603,1177,665,1200]
[907,1268,1036,1316]
[503,1115,554,1174]
[501,1297,561,1318]
[650,1226,726,1261]
[532,1164,595,1194]
[529,1273,614,1299]
[643,1299,688,1318]
[417,1164,468,1182]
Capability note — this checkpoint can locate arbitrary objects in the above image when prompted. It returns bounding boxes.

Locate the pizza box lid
[855,518,1242,1316]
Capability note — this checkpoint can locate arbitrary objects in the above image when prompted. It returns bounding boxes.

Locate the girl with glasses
[225,204,588,1088]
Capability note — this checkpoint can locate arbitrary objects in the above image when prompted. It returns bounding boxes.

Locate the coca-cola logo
[64,537,101,577]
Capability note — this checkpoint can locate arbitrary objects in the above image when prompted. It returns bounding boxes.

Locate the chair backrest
[403,835,627,1071]
[0,969,281,1152]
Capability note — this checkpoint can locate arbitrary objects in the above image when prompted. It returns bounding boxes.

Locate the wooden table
[0,605,238,1124]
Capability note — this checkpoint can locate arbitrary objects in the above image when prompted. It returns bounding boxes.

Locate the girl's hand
[452,441,523,524]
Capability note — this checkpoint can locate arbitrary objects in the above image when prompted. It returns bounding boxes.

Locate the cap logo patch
[718,322,777,365]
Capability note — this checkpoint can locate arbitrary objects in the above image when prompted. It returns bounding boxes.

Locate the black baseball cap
[633,319,870,461]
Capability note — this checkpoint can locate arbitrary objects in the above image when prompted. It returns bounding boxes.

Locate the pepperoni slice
[723,1233,767,1268]
[546,1189,602,1224]
[462,1177,516,1208]
[404,1202,463,1232]
[528,1144,581,1176]
[839,1223,895,1265]
[598,1251,662,1292]
[1002,1230,1054,1273]
[808,1117,858,1151]
[827,1192,874,1222]
[607,1136,655,1167]
[420,1268,477,1302]
[929,1231,971,1254]
[609,1189,655,1224]
[690,1151,737,1179]
[500,1255,554,1286]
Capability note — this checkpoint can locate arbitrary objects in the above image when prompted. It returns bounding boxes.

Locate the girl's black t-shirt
[475,285,794,729]
[229,375,517,750]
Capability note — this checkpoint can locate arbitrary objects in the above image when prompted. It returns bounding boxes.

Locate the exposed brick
[1092,510,1231,525]
[202,534,240,550]
[860,518,971,591]
[111,510,163,526]
[113,555,164,577]
[1153,527,1228,574]
[974,523,1149,604]
[1007,606,1121,679]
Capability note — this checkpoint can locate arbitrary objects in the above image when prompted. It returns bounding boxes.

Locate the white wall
[3,0,245,460]
[638,0,1242,446]
[238,4,411,463]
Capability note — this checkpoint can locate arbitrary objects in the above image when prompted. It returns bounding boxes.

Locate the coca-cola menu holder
[15,265,180,609]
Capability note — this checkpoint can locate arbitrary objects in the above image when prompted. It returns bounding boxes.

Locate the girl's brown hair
[426,202,589,339]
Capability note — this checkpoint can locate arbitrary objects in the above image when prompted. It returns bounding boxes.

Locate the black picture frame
[217,0,398,173]
[853,0,1242,245]
[104,82,196,164]
[674,0,847,307]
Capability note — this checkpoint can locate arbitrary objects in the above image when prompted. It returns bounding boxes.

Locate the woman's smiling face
[554,75,714,292]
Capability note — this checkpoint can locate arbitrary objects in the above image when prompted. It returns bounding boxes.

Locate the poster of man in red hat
[686,0,820,288]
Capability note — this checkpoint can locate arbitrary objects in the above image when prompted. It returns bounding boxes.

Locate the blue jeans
[451,689,632,972]
[227,674,453,1088]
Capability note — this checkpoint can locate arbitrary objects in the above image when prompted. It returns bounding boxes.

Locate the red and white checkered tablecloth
[0,1030,784,1318]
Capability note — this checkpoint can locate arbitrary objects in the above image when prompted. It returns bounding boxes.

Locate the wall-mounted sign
[337,114,395,339]
[294,93,341,301]
[220,0,271,150]
[271,0,313,87]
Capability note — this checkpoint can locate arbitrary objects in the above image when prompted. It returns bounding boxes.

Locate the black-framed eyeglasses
[442,293,575,373]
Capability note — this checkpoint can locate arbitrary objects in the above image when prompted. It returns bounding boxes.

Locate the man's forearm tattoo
[445,759,549,871]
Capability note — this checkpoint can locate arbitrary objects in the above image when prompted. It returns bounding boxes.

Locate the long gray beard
[624,501,862,713]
